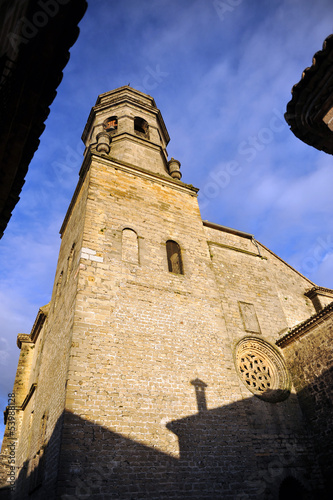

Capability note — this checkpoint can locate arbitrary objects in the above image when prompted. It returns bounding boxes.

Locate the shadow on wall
[295,368,333,494]
[4,381,329,500]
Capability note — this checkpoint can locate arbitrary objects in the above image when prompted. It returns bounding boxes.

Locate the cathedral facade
[1,86,332,499]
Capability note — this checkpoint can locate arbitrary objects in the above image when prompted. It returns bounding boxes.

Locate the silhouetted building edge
[0,0,88,238]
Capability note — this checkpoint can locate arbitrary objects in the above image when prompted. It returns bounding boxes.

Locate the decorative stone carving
[96,131,111,154]
[168,157,182,180]
[234,337,290,402]
[17,333,33,349]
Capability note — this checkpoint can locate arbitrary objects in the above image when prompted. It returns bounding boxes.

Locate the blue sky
[1,0,333,442]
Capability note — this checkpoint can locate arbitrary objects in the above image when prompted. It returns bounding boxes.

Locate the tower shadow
[6,374,331,500]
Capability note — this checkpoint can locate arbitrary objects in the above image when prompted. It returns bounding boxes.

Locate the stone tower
[1,86,331,499]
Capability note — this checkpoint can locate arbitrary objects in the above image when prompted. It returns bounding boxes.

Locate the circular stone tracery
[235,337,290,403]
[239,352,272,392]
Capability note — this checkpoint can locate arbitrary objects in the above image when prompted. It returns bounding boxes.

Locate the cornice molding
[207,240,266,259]
[305,285,333,298]
[16,303,49,348]
[276,301,333,347]
[60,150,198,236]
[203,220,253,239]
[21,383,37,411]
[17,334,33,349]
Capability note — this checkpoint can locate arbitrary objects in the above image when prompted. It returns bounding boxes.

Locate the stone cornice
[4,383,37,423]
[17,334,33,350]
[276,301,333,347]
[30,304,49,344]
[207,240,266,259]
[204,221,315,285]
[16,304,49,349]
[21,383,37,411]
[304,285,333,298]
[95,154,198,194]
[60,150,199,236]
[203,220,253,239]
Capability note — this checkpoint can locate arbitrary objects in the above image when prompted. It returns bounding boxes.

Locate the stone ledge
[276,301,333,347]
[16,334,33,349]
[305,285,333,297]
[203,220,253,239]
[60,151,199,237]
[207,240,266,259]
[21,383,37,411]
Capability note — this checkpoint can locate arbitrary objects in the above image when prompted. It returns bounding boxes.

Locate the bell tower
[81,86,181,179]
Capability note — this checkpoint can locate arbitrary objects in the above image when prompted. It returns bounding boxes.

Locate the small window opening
[166,240,183,274]
[103,116,118,132]
[134,116,149,136]
[54,271,63,309]
[66,243,75,283]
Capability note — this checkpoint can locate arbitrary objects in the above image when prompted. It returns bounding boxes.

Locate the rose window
[235,337,290,402]
[239,353,272,393]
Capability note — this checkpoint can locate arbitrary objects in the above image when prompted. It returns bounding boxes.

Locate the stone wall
[0,146,326,498]
[54,152,323,498]
[204,224,316,343]
[0,336,35,492]
[277,303,333,492]
[1,86,331,498]
[0,164,91,500]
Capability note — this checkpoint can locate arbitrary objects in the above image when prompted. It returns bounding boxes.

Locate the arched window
[166,240,183,274]
[103,116,118,132]
[134,116,149,136]
[122,228,139,264]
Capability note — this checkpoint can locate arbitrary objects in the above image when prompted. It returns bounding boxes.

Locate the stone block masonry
[0,86,330,499]
[277,303,333,493]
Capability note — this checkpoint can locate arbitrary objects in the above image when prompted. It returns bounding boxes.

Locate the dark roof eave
[0,0,88,238]
[276,301,333,347]
[285,34,333,154]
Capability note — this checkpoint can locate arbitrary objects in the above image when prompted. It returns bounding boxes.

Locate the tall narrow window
[66,243,75,283]
[134,116,149,137]
[54,271,63,309]
[122,228,139,264]
[166,240,183,274]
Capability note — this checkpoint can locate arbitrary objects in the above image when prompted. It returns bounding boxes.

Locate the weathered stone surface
[0,87,331,499]
[277,303,333,492]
